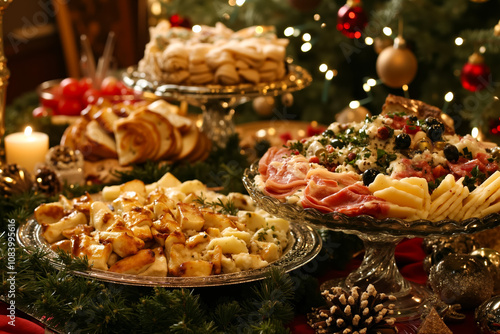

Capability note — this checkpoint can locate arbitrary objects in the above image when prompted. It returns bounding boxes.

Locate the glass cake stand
[122,65,312,146]
[243,162,500,321]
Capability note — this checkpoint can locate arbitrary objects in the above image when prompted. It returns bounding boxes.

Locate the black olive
[330,139,345,148]
[425,117,445,131]
[395,133,411,149]
[363,169,380,186]
[409,115,418,123]
[443,144,459,162]
[427,124,444,142]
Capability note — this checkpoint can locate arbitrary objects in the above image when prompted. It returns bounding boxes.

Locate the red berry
[60,78,85,99]
[83,88,102,105]
[58,98,84,116]
[100,76,122,96]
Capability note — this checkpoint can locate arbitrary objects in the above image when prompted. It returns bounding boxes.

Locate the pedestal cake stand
[122,65,312,147]
[243,162,500,321]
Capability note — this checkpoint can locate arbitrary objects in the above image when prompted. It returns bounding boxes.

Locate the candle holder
[0,0,13,139]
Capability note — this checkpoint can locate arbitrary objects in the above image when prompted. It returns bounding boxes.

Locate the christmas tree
[150,0,500,142]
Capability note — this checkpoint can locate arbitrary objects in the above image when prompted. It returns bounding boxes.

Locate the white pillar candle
[5,126,49,173]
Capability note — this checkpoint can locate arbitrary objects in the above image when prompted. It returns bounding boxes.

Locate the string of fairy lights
[279,4,498,138]
[149,0,499,138]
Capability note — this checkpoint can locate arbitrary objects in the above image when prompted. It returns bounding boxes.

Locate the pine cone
[34,165,62,196]
[307,284,397,334]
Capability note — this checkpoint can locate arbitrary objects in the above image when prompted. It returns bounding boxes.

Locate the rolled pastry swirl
[114,111,163,165]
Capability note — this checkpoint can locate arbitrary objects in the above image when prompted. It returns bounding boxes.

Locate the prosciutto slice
[258,146,294,179]
[302,171,389,217]
[261,153,310,199]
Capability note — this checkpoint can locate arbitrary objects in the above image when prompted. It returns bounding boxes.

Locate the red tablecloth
[0,238,479,334]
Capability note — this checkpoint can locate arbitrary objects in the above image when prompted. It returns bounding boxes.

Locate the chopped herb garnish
[376,149,397,169]
[463,166,486,191]
[322,129,335,137]
[461,147,473,160]
[287,141,304,154]
[194,194,238,215]
[428,175,446,192]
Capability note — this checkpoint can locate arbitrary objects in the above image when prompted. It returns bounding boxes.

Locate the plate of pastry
[17,172,321,287]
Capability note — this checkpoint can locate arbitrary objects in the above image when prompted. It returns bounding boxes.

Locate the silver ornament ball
[471,248,500,293]
[428,254,494,310]
[475,295,500,334]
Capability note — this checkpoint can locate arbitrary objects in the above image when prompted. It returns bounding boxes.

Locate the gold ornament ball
[281,93,294,107]
[376,43,418,88]
[336,106,371,124]
[252,96,275,117]
[494,20,500,37]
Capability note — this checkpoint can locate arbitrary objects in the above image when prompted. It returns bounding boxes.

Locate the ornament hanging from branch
[253,96,275,117]
[460,52,491,92]
[494,20,500,36]
[169,14,192,28]
[376,20,418,89]
[337,0,368,39]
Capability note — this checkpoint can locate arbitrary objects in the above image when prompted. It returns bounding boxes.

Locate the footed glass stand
[122,65,312,147]
[243,162,500,321]
[325,234,431,321]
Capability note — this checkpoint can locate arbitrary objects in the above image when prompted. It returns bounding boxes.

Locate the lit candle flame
[24,126,33,136]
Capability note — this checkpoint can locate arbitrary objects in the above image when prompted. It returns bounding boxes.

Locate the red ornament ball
[288,0,321,12]
[489,117,500,136]
[169,14,192,29]
[337,0,368,39]
[461,53,491,92]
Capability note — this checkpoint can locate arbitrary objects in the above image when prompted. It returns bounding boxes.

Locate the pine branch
[459,29,500,56]
[112,160,172,185]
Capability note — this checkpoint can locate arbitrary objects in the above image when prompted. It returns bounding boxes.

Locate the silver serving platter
[17,218,321,288]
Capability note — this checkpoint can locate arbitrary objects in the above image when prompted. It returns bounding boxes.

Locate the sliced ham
[258,146,294,179]
[262,154,310,199]
[302,169,389,218]
[305,168,360,197]
[302,182,389,217]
